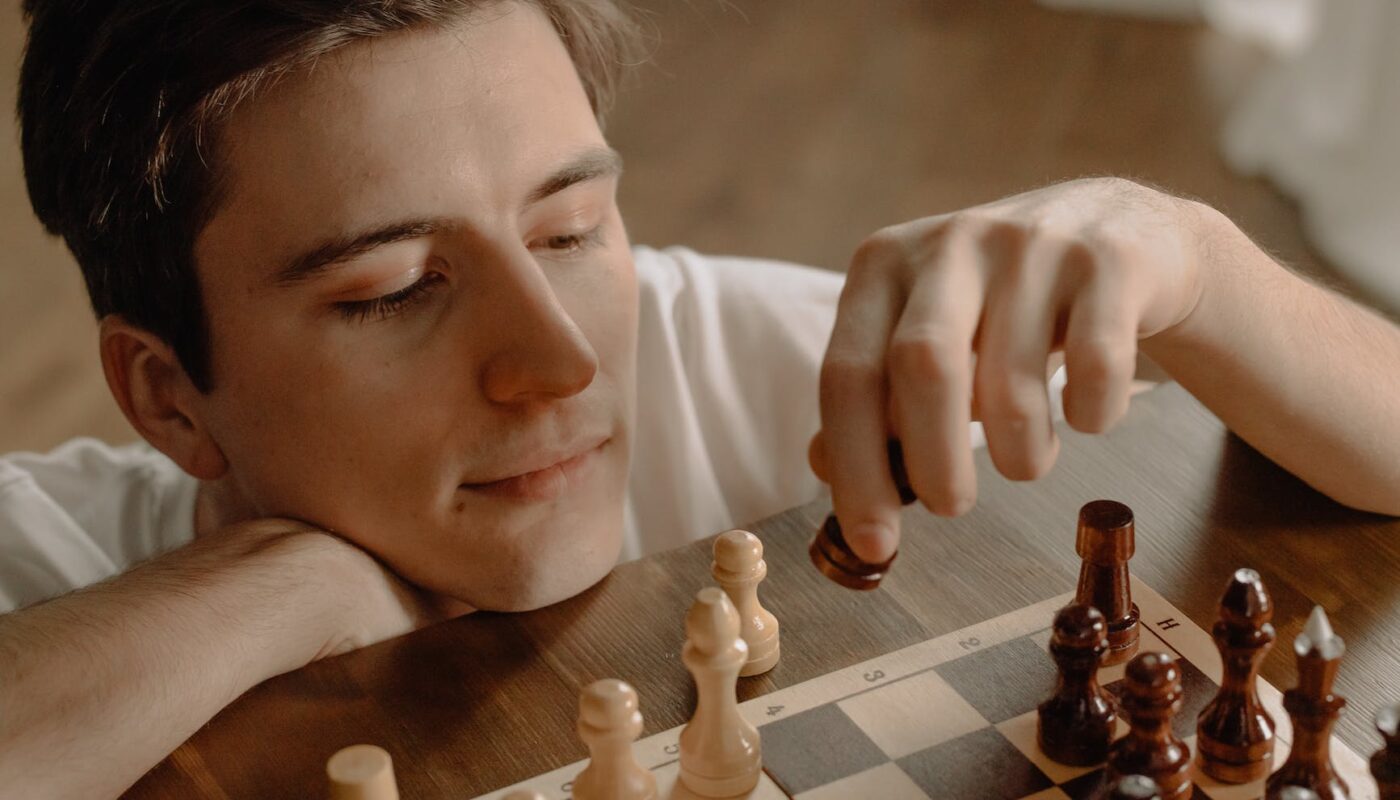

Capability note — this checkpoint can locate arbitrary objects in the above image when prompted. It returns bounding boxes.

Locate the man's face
[194,4,637,611]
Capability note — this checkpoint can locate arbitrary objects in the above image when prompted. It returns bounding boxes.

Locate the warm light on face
[192,4,639,611]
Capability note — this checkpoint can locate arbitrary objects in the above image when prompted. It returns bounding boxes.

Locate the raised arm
[1142,201,1400,512]
[814,178,1400,565]
[0,521,447,799]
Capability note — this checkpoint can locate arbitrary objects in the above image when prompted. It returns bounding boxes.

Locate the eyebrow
[271,146,625,286]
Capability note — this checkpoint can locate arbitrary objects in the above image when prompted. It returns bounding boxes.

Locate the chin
[428,510,625,612]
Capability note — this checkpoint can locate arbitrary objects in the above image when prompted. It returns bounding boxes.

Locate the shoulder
[0,438,197,611]
[633,244,845,307]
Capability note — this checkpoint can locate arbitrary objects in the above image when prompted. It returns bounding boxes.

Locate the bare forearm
[1144,204,1400,514]
[0,530,352,799]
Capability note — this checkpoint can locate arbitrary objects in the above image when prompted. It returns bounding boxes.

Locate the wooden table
[128,383,1400,799]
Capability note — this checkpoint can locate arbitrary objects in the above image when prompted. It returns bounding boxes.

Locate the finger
[820,247,906,564]
[888,244,984,516]
[1062,271,1139,433]
[973,241,1064,481]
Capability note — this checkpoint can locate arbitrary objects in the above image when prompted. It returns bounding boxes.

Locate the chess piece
[326,744,399,800]
[1106,774,1164,799]
[809,439,914,590]
[572,679,658,800]
[1038,603,1117,765]
[713,530,780,676]
[1073,500,1140,666]
[1196,568,1277,782]
[1266,787,1324,800]
[1107,652,1193,800]
[679,587,762,797]
[1265,606,1349,800]
[1374,704,1400,799]
[501,792,548,800]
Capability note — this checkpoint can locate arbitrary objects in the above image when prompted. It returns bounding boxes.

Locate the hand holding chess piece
[713,530,780,676]
[679,588,762,797]
[1038,603,1117,765]
[326,744,399,800]
[572,679,658,800]
[1196,568,1276,782]
[1107,652,1192,800]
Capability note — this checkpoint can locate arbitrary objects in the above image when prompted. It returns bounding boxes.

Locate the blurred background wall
[0,0,1388,456]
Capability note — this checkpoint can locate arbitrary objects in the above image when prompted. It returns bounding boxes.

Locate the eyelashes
[334,272,444,323]
[331,228,606,324]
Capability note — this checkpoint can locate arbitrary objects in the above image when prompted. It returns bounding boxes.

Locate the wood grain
[123,383,1400,799]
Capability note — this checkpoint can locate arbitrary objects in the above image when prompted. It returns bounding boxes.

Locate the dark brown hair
[18,0,640,390]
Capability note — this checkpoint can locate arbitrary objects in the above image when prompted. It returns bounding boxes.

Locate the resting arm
[0,523,421,799]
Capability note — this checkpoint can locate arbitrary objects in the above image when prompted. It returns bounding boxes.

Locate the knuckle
[820,355,883,396]
[888,331,964,384]
[850,227,904,275]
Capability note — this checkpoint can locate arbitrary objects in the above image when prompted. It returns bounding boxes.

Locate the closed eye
[334,272,445,323]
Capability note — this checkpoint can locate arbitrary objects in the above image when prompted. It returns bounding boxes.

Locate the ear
[99,315,229,481]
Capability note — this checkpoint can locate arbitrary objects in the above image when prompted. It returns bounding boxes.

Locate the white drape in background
[1207,0,1400,310]
[1040,0,1400,310]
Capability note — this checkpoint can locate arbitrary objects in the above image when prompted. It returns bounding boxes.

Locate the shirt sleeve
[0,438,196,612]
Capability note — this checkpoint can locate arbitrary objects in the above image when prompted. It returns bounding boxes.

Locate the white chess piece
[679,587,763,797]
[713,530,780,677]
[326,744,399,800]
[572,679,658,800]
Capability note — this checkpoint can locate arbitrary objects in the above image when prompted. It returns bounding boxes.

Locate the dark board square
[758,704,889,796]
[1102,652,1216,741]
[1060,769,1211,800]
[1060,769,1109,800]
[933,633,1056,724]
[896,726,1053,800]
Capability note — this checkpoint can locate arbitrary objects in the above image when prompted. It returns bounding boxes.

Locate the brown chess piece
[1038,603,1117,765]
[809,439,914,590]
[1107,652,1193,800]
[1265,606,1349,800]
[1105,774,1163,800]
[1371,703,1399,800]
[1073,500,1140,666]
[1196,568,1277,782]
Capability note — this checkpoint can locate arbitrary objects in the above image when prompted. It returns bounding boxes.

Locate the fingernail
[849,523,898,564]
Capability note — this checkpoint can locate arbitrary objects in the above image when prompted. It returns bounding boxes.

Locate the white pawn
[713,530,780,677]
[500,791,548,800]
[679,588,763,797]
[326,744,399,800]
[572,679,658,800]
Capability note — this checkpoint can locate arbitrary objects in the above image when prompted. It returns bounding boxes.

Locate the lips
[460,436,609,503]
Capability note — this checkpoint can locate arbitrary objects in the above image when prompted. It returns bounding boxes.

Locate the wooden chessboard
[475,577,1375,800]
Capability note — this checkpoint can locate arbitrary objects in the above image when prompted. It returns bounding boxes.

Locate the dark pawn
[1266,606,1349,800]
[1374,704,1400,800]
[1108,652,1192,800]
[1074,500,1140,666]
[1103,774,1163,799]
[1196,568,1277,783]
[1038,603,1117,765]
[808,440,914,590]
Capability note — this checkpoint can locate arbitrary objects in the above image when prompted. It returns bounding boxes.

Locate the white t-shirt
[0,246,1038,613]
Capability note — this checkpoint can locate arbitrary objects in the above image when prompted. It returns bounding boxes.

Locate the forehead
[200,4,602,268]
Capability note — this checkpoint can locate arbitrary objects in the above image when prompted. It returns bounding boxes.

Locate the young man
[3,0,1398,797]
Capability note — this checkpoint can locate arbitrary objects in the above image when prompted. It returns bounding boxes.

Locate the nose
[480,248,600,406]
